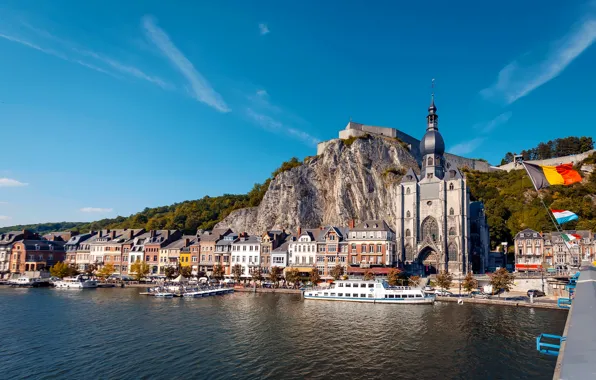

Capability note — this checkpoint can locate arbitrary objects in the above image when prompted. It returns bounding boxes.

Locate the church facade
[396,97,490,275]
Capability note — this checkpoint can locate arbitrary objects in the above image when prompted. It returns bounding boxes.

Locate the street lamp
[501,242,508,270]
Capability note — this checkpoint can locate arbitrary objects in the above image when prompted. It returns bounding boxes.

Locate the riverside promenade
[553,264,596,379]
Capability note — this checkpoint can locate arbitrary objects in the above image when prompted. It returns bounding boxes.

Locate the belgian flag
[523,162,582,190]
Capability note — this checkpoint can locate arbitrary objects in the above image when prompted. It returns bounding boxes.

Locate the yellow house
[180,246,192,268]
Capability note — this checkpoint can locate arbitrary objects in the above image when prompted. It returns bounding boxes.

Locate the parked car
[469,290,490,299]
[527,289,546,298]
[435,289,452,296]
[424,286,434,292]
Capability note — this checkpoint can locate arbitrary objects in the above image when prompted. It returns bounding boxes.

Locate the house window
[361,244,367,253]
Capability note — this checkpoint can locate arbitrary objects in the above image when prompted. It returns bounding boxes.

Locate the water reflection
[0,288,566,380]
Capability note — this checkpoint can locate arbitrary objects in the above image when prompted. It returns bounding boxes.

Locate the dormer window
[364,224,368,228]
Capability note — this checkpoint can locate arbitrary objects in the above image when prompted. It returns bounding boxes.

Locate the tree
[251,267,263,284]
[232,264,243,283]
[130,260,150,282]
[489,268,515,298]
[309,267,321,286]
[212,264,225,280]
[97,263,115,281]
[387,268,401,286]
[164,266,177,280]
[85,262,98,277]
[179,266,192,278]
[435,272,453,291]
[49,262,69,278]
[66,264,80,277]
[269,266,282,287]
[363,269,375,281]
[462,272,478,294]
[330,265,344,280]
[408,275,421,288]
[284,268,300,287]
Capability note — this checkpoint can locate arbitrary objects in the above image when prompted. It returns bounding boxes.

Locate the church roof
[420,129,445,156]
[401,168,419,183]
[446,167,463,180]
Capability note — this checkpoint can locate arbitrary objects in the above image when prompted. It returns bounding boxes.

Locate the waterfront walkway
[553,264,596,379]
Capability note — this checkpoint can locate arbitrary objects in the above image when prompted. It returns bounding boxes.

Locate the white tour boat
[54,275,98,289]
[304,279,435,304]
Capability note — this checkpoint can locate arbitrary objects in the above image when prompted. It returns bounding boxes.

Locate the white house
[231,234,261,279]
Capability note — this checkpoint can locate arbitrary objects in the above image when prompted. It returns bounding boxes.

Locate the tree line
[501,136,593,165]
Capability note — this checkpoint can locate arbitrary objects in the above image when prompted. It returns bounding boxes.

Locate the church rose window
[421,217,439,242]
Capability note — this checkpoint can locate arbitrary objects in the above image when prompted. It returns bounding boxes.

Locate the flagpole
[517,157,577,268]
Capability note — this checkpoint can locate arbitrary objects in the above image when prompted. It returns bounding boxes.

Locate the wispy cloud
[0,32,118,78]
[475,111,512,133]
[0,178,28,187]
[0,216,11,221]
[259,23,270,35]
[481,18,596,104]
[256,89,268,97]
[142,15,230,112]
[80,207,113,213]
[246,108,320,147]
[448,138,486,156]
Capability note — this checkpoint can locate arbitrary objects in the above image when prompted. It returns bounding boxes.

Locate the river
[0,287,566,379]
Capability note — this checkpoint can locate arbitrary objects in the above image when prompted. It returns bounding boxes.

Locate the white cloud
[259,23,270,35]
[448,138,485,156]
[256,89,268,97]
[0,178,28,187]
[245,108,320,147]
[481,18,596,104]
[0,32,119,78]
[80,207,113,213]
[142,15,230,112]
[475,111,512,133]
[0,215,11,220]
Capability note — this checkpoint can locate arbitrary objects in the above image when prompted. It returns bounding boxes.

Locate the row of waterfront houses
[514,228,596,271]
[0,220,396,280]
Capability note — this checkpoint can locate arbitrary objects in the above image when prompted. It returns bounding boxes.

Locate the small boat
[9,277,51,288]
[154,292,174,298]
[54,275,98,289]
[304,279,435,304]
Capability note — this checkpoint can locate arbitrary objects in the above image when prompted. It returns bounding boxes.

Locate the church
[396,96,490,275]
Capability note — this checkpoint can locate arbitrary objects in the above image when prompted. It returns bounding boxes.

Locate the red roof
[347,267,394,274]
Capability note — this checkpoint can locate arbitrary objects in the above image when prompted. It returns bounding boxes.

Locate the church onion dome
[420,129,445,156]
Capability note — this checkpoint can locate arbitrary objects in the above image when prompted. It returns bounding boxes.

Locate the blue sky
[1,0,595,227]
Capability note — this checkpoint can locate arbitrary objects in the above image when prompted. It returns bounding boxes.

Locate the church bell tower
[419,89,446,180]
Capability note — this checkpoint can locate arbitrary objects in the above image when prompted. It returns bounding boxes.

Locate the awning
[515,264,543,271]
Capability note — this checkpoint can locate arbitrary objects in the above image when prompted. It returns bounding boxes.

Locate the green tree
[462,272,478,294]
[363,269,375,281]
[66,264,80,277]
[49,262,69,278]
[284,268,300,287]
[387,268,401,286]
[435,272,453,291]
[179,266,192,278]
[164,266,177,280]
[269,266,282,287]
[330,265,344,280]
[232,264,243,283]
[85,262,98,277]
[408,275,421,288]
[212,264,225,280]
[97,263,115,281]
[251,267,263,284]
[130,260,150,282]
[489,268,515,298]
[309,267,321,286]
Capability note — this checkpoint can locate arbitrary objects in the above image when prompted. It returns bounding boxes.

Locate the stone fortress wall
[498,149,596,172]
[317,122,493,172]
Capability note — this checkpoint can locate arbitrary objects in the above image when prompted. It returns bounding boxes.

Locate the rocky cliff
[215,135,420,234]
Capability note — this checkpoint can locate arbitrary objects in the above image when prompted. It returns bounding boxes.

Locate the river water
[0,288,566,380]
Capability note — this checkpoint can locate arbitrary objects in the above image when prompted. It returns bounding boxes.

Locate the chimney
[165,230,170,240]
[129,230,134,240]
[150,230,156,238]
[297,227,302,236]
[110,230,116,239]
[184,238,190,246]
[349,219,355,229]
[97,230,103,238]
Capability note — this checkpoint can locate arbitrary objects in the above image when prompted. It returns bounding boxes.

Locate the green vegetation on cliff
[465,154,596,250]
[500,136,593,165]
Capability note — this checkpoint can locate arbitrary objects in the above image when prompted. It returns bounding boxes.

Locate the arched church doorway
[419,247,440,276]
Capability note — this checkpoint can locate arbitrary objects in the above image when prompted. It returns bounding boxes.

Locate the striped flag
[562,233,581,248]
[523,162,582,190]
[551,209,579,225]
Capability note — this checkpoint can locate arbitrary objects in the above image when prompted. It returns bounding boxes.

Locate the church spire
[426,79,438,131]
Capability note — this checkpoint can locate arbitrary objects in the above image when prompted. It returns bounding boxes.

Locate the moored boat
[154,292,174,298]
[304,279,435,304]
[54,275,98,289]
[8,277,51,288]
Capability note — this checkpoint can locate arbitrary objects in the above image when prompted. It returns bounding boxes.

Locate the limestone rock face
[215,136,420,234]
